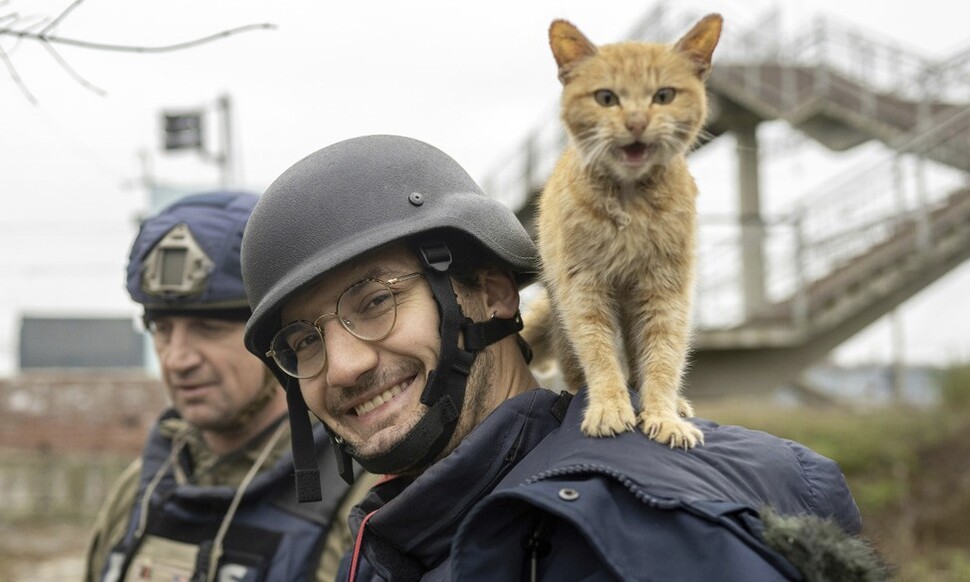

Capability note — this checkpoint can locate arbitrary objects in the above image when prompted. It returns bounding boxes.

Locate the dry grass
[697,396,970,581]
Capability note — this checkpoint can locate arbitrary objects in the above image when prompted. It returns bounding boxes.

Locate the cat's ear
[549,19,597,84]
[674,13,723,80]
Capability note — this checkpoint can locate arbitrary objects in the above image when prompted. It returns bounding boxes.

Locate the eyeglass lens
[270,278,398,378]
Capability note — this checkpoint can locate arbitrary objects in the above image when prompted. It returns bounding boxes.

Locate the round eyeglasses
[266,272,424,379]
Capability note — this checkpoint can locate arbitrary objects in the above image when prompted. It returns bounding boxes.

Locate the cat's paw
[676,396,695,418]
[639,413,704,450]
[581,400,637,437]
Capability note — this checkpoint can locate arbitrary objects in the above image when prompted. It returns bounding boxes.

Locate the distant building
[778,362,942,408]
[19,316,145,370]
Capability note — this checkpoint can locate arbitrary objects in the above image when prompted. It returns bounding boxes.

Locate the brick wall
[0,371,169,455]
[0,372,170,520]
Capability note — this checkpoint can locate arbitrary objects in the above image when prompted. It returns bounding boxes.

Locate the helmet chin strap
[284,241,523,500]
[285,379,326,502]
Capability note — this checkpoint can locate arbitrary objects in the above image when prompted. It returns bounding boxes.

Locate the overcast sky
[2,0,968,375]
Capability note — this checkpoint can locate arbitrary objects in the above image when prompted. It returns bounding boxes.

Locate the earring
[489,311,498,320]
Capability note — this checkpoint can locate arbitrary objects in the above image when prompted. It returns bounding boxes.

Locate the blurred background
[2,0,968,579]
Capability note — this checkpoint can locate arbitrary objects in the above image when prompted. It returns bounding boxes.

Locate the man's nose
[323,319,379,389]
[161,325,203,372]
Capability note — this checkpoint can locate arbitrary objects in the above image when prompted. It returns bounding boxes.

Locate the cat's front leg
[632,290,704,448]
[554,277,637,437]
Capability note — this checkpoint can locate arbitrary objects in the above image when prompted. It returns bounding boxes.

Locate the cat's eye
[594,89,619,107]
[653,87,677,104]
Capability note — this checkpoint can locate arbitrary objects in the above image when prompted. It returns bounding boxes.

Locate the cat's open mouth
[619,142,654,165]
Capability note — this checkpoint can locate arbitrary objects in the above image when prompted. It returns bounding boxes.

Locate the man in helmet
[241,136,875,580]
[85,191,375,582]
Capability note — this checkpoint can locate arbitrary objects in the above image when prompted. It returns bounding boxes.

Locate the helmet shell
[127,191,258,311]
[242,134,538,356]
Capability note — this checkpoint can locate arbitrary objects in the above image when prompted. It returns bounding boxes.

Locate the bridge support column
[735,119,767,319]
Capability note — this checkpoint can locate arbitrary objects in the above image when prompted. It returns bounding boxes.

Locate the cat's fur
[525,15,722,447]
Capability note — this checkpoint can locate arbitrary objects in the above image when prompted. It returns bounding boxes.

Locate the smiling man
[85,191,373,582]
[241,135,876,581]
[275,241,530,469]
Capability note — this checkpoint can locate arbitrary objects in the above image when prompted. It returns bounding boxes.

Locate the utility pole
[890,310,906,404]
[160,93,239,189]
[216,93,237,188]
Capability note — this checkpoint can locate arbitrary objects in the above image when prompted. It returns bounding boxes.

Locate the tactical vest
[100,413,351,582]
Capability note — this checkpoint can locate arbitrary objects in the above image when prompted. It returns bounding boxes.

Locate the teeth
[354,383,405,416]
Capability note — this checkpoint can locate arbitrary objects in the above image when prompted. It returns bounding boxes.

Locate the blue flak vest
[101,411,352,582]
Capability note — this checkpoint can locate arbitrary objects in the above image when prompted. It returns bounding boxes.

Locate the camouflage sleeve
[316,472,382,582]
[84,459,142,582]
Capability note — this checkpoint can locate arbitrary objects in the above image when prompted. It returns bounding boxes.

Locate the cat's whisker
[589,138,613,168]
[665,120,702,153]
[695,127,716,143]
[574,127,613,169]
[689,128,717,153]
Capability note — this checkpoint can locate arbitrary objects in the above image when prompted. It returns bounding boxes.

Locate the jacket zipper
[524,514,551,582]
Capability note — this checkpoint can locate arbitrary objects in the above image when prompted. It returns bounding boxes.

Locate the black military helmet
[243,134,536,354]
[241,135,538,496]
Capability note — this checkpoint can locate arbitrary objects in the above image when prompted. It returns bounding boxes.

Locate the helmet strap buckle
[418,243,452,272]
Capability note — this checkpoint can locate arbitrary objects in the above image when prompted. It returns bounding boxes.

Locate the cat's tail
[520,287,556,373]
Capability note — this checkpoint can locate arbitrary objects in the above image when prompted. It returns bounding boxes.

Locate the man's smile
[351,377,413,417]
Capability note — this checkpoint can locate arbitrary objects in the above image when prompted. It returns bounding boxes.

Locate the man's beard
[351,346,496,477]
[447,346,496,452]
[339,359,426,459]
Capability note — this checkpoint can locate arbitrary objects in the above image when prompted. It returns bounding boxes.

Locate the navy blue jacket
[343,388,861,581]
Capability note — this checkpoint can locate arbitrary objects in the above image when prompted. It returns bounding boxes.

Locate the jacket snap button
[558,488,580,501]
[408,192,424,206]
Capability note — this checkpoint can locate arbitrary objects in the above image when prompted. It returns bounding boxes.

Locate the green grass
[697,393,970,581]
[699,402,952,468]
[938,362,970,414]
[898,550,970,582]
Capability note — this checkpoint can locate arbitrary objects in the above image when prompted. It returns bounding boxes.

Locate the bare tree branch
[5,13,47,53]
[1,22,277,53]
[41,38,105,96]
[0,41,36,104]
[0,0,275,103]
[39,0,83,36]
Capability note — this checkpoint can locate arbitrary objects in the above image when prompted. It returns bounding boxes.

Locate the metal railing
[694,107,970,329]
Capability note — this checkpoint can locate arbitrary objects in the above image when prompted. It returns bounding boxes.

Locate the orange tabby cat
[528,14,722,447]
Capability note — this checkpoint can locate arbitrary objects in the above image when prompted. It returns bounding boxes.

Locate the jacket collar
[349,388,565,580]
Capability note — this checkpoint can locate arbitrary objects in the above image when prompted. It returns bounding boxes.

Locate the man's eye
[358,290,394,317]
[196,320,236,335]
[151,322,172,336]
[293,333,321,353]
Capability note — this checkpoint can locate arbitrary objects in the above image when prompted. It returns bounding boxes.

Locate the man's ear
[477,266,520,320]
